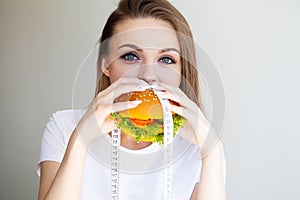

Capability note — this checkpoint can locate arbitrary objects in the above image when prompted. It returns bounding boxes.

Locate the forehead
[109,18,180,50]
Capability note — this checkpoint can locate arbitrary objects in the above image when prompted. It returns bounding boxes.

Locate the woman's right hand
[74,77,148,146]
[39,78,148,200]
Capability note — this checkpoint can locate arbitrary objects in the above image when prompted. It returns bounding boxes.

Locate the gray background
[1,0,299,199]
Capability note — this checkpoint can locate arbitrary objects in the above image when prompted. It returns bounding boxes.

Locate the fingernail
[149,82,158,86]
[155,91,166,95]
[140,80,149,86]
[136,86,149,91]
[131,100,142,105]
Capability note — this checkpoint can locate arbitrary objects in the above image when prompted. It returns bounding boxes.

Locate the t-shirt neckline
[104,134,162,154]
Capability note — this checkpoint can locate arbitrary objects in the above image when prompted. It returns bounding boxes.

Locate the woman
[37,0,226,199]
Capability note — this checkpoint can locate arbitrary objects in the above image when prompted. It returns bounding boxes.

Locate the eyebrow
[118,44,181,55]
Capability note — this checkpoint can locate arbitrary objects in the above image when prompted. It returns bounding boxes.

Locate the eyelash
[120,52,177,64]
[120,52,139,62]
[160,56,176,64]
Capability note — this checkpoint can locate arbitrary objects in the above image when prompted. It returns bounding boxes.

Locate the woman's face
[102,18,181,87]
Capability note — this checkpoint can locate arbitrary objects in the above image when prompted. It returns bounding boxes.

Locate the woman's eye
[159,56,176,64]
[120,53,139,62]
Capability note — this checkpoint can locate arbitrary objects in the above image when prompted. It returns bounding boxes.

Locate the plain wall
[0,0,299,199]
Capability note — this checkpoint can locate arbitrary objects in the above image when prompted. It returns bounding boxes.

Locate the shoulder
[51,109,86,126]
[44,108,87,141]
[50,108,86,127]
[37,108,87,176]
[51,108,86,120]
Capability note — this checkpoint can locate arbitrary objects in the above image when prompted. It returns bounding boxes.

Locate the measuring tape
[111,84,174,200]
[111,128,120,200]
[157,95,174,200]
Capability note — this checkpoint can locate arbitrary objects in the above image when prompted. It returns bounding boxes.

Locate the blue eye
[159,56,176,64]
[120,53,139,61]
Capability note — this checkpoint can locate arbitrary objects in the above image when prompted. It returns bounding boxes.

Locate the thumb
[101,117,118,135]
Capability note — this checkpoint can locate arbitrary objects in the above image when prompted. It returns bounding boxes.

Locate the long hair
[95,0,204,111]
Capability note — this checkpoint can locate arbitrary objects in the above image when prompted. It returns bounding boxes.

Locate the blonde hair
[95,0,204,111]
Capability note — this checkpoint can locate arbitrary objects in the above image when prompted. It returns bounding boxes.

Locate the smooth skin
[38,18,226,200]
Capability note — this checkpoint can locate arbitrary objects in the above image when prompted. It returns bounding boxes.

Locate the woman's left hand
[155,82,212,150]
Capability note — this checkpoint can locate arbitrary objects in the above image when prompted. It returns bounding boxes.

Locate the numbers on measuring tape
[158,96,174,200]
[111,129,120,200]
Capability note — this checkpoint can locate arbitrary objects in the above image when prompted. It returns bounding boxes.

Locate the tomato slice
[130,118,153,127]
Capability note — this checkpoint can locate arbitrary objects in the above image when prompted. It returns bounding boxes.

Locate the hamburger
[111,89,186,144]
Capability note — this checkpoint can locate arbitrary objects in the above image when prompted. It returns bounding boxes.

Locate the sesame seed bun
[114,89,164,120]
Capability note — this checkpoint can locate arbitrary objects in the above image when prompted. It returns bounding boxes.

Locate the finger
[157,91,181,105]
[169,103,210,140]
[158,82,186,96]
[156,90,191,110]
[109,84,149,100]
[99,77,149,97]
[93,100,141,120]
[110,100,142,113]
[92,100,141,132]
[100,117,118,135]
[170,106,208,146]
[165,104,187,119]
[99,82,151,104]
[157,83,199,110]
[176,123,198,144]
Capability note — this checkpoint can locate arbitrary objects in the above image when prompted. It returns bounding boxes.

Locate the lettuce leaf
[110,112,186,144]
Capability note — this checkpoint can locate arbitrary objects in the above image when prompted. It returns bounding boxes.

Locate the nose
[138,64,159,84]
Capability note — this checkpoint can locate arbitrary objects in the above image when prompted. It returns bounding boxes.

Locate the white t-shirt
[37,109,226,200]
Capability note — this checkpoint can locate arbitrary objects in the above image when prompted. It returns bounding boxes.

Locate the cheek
[107,61,122,83]
[159,66,181,86]
[107,62,139,83]
[172,66,182,86]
